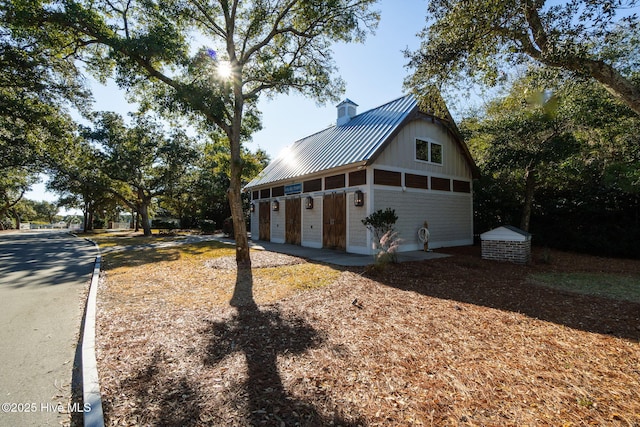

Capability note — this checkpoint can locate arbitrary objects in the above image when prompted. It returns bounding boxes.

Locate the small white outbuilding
[480,225,532,264]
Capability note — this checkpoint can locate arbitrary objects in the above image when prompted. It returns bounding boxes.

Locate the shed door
[323,193,346,250]
[285,198,301,245]
[258,201,271,241]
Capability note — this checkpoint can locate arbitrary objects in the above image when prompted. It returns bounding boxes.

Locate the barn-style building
[245,94,478,255]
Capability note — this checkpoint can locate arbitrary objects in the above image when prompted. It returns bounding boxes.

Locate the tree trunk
[579,59,640,117]
[522,3,640,117]
[85,201,94,231]
[228,83,251,269]
[12,209,20,230]
[520,167,536,232]
[139,200,152,236]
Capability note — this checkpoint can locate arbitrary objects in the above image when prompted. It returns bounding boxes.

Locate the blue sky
[28,0,445,204]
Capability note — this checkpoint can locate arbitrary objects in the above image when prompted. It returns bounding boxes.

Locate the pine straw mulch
[95,246,640,427]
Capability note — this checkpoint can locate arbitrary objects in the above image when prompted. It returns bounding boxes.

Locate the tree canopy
[406,0,640,116]
[464,72,640,257]
[1,3,88,171]
[7,0,380,266]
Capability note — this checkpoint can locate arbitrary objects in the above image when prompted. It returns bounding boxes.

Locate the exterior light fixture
[305,196,314,210]
[354,190,364,207]
[250,203,255,213]
[272,200,279,211]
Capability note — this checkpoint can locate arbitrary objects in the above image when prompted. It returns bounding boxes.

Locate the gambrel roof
[246,94,477,189]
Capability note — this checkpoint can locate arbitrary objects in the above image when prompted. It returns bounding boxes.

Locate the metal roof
[246,94,418,189]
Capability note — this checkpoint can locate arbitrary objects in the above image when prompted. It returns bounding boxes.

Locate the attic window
[338,106,347,117]
[416,138,443,165]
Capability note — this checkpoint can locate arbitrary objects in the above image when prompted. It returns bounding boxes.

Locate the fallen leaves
[95,242,640,426]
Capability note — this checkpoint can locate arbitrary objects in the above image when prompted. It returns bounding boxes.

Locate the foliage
[373,230,401,269]
[0,167,38,229]
[15,199,60,223]
[465,73,640,258]
[362,208,398,245]
[8,0,380,266]
[47,134,122,231]
[1,10,83,225]
[199,220,216,234]
[1,4,86,173]
[80,112,199,236]
[186,139,269,232]
[406,0,640,116]
[466,73,582,231]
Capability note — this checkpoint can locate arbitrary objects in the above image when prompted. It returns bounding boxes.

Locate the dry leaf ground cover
[93,234,640,426]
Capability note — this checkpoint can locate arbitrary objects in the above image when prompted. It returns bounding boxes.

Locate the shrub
[222,217,234,237]
[362,208,398,244]
[199,219,216,234]
[376,230,401,264]
[151,220,176,230]
[362,209,400,270]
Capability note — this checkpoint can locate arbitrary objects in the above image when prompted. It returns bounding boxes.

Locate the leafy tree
[406,0,640,116]
[0,167,37,229]
[32,200,60,223]
[11,199,60,223]
[47,134,116,231]
[10,0,380,267]
[466,72,640,257]
[83,112,199,236]
[191,140,269,229]
[1,4,86,171]
[469,80,580,231]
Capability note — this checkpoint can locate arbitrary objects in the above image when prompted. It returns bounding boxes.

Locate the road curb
[82,239,105,427]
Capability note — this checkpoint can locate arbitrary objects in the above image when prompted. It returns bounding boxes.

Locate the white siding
[348,192,368,250]
[302,196,322,248]
[374,189,473,250]
[270,201,285,243]
[250,205,259,238]
[374,119,472,180]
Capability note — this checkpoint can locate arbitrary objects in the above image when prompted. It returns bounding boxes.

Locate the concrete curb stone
[81,238,105,427]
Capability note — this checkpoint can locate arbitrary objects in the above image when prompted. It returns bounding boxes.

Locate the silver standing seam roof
[245,94,454,189]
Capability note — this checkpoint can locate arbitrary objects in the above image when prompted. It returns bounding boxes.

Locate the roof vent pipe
[336,98,358,126]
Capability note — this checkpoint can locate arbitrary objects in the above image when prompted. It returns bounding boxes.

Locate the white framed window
[416,138,443,165]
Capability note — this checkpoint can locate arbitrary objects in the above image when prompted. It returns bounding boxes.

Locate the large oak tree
[406,0,640,116]
[9,0,380,268]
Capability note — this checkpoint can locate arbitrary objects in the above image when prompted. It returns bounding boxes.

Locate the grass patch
[100,239,341,308]
[529,272,640,303]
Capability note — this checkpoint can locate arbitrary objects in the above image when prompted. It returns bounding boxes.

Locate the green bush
[362,208,398,243]
[222,217,234,237]
[199,219,216,234]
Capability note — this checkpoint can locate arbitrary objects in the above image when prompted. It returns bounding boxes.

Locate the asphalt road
[0,230,96,426]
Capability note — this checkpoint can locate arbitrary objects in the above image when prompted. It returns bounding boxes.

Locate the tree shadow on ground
[200,267,364,426]
[367,247,640,342]
[117,348,203,427]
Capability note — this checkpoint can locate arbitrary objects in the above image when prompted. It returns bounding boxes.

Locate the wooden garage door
[285,198,301,245]
[323,193,346,250]
[258,201,270,241]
